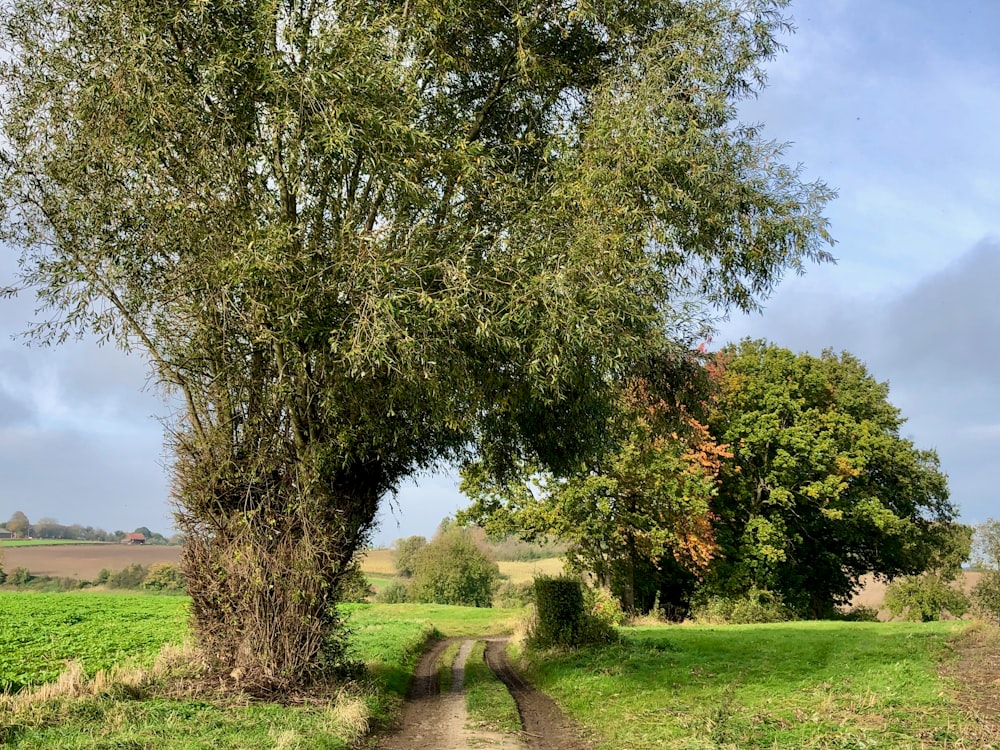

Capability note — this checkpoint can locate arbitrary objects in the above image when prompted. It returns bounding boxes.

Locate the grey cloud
[717,239,1000,525]
[882,240,1000,389]
[0,427,172,534]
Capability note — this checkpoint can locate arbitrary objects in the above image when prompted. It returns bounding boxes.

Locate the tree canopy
[0,0,832,689]
[6,512,29,538]
[462,349,725,615]
[705,340,957,617]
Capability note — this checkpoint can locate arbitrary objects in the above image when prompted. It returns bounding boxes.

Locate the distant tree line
[1,512,178,544]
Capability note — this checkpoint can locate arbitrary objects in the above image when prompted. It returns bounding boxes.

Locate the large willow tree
[0,0,833,691]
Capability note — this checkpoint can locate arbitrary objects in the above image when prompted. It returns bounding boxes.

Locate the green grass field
[523,620,979,749]
[0,593,521,749]
[1,592,989,749]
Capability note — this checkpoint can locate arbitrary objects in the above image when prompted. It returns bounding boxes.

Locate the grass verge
[522,620,979,750]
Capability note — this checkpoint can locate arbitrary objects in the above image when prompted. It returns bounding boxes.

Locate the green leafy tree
[973,519,1000,571]
[0,0,832,689]
[463,352,725,615]
[705,340,958,617]
[6,511,29,539]
[393,536,428,578]
[408,527,500,607]
[972,519,1000,622]
[884,575,969,622]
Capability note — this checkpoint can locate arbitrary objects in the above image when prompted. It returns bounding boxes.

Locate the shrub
[142,563,186,592]
[690,588,793,624]
[375,579,409,604]
[837,605,880,622]
[493,581,534,608]
[107,563,149,589]
[336,559,373,603]
[408,528,500,607]
[94,568,110,585]
[972,570,1000,623]
[9,567,32,586]
[530,577,617,648]
[585,586,628,627]
[532,576,585,647]
[884,574,969,622]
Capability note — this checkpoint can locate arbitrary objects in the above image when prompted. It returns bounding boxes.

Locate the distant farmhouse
[124,533,146,545]
[0,529,12,539]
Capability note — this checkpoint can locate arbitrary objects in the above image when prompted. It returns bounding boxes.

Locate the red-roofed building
[124,533,146,545]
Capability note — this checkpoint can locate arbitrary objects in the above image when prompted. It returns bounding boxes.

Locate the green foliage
[141,563,186,592]
[6,511,29,538]
[463,349,724,616]
[837,605,880,622]
[335,559,373,603]
[884,574,969,622]
[479,535,568,562]
[94,568,110,585]
[973,519,1000,570]
[532,577,587,648]
[690,588,793,624]
[375,579,410,604]
[0,0,833,686]
[532,577,617,647]
[492,581,535,608]
[0,593,189,692]
[972,571,1000,623]
[8,567,32,586]
[393,536,427,578]
[106,564,149,590]
[407,528,500,608]
[970,519,1000,623]
[585,586,629,628]
[706,340,958,617]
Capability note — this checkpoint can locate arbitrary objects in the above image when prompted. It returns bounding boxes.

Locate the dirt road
[376,637,593,750]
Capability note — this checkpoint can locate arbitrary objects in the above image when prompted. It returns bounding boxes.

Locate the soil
[942,624,1000,742]
[0,543,181,579]
[376,637,594,750]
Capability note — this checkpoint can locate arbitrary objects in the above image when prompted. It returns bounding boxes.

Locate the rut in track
[376,637,594,750]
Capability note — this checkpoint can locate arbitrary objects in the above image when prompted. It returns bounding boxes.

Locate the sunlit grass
[523,620,977,750]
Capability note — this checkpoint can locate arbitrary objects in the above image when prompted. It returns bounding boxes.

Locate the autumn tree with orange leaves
[461,351,726,615]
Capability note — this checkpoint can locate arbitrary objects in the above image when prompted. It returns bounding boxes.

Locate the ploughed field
[0,543,181,580]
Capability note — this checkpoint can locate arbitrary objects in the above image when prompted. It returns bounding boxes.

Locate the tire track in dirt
[376,636,593,750]
[484,638,594,750]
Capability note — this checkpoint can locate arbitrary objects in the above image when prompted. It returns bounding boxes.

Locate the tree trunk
[174,435,383,695]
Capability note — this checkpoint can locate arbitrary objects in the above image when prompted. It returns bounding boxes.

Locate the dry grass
[2,642,204,714]
[497,558,564,584]
[361,548,564,584]
[359,548,397,575]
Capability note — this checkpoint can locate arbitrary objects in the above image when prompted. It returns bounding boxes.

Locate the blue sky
[1,0,998,546]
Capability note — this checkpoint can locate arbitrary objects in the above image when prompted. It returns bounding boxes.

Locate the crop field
[0,543,181,579]
[0,540,97,548]
[0,593,189,692]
